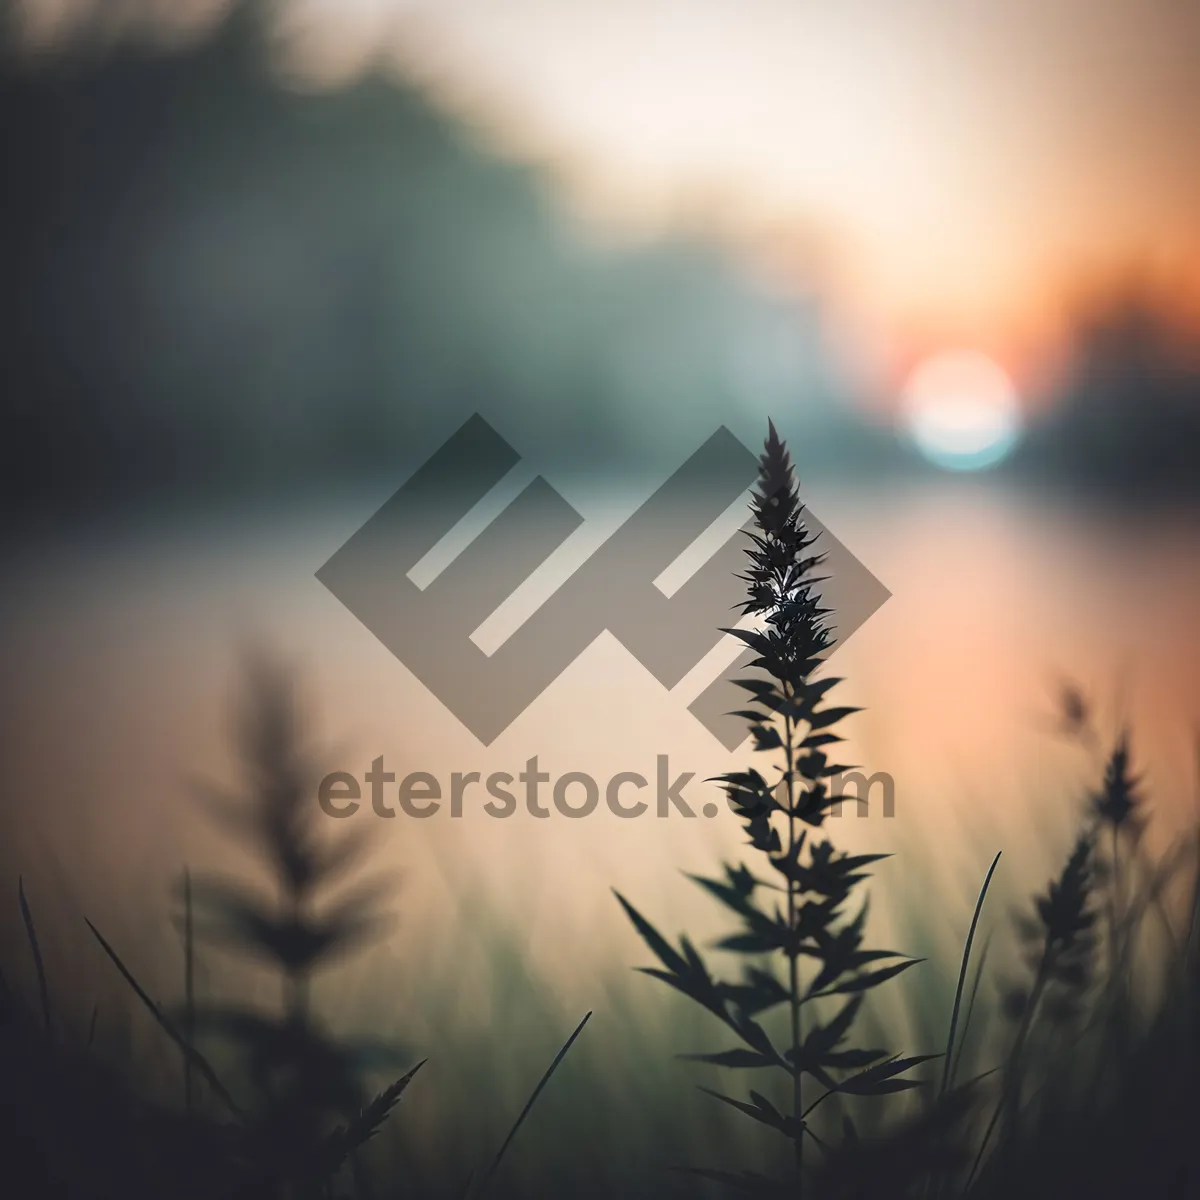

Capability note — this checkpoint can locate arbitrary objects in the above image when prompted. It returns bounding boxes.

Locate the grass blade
[949,933,992,1094]
[475,1011,592,1198]
[85,916,243,1118]
[941,852,1001,1097]
[18,876,52,1040]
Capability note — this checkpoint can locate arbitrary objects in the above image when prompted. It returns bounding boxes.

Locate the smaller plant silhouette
[178,651,419,1199]
[616,423,932,1196]
[79,650,591,1199]
[967,829,1097,1194]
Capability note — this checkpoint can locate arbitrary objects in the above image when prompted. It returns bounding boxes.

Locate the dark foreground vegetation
[3,426,1199,1199]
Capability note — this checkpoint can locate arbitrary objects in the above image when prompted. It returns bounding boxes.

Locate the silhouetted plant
[968,829,1097,1191]
[72,650,590,1199]
[615,423,931,1196]
[1091,730,1144,836]
[1091,731,1146,1022]
[963,719,1200,1199]
[1007,832,1098,1027]
[1049,699,1169,1038]
[178,651,419,1199]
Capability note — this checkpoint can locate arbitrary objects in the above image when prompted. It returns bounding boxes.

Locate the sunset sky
[13,0,1200,396]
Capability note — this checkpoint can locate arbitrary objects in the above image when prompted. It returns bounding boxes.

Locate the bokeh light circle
[899,351,1024,471]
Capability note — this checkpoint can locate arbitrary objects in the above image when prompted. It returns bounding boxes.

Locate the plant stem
[785,701,803,1192]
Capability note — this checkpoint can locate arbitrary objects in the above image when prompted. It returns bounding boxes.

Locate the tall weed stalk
[616,424,936,1196]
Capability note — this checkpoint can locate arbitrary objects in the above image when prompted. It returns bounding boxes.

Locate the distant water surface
[1,475,1197,1053]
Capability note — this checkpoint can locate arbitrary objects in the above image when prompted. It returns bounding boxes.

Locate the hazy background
[1,0,1199,1189]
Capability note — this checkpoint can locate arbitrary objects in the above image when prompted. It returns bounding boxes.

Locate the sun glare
[899,350,1024,471]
